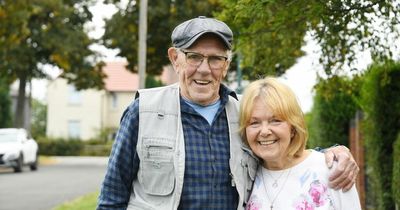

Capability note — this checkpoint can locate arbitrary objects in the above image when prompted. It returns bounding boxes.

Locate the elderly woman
[239,77,361,210]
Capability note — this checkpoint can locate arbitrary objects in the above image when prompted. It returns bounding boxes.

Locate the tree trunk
[14,74,27,128]
[138,0,148,89]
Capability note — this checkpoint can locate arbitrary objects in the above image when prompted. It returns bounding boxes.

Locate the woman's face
[245,97,293,169]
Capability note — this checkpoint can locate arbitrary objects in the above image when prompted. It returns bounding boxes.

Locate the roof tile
[103,62,138,92]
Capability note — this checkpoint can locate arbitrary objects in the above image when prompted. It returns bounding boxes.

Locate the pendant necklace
[264,169,286,188]
[261,167,292,210]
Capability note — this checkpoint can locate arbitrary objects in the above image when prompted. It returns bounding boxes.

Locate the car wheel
[30,153,38,171]
[13,154,23,173]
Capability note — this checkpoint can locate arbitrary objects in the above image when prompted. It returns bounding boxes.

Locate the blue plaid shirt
[97,85,239,210]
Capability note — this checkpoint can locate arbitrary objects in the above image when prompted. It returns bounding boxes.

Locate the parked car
[0,128,39,172]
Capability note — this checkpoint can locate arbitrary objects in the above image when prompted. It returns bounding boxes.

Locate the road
[0,156,108,210]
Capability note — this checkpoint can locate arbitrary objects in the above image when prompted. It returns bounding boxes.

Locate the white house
[46,62,139,140]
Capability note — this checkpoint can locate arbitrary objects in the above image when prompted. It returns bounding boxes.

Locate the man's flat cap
[171,16,233,50]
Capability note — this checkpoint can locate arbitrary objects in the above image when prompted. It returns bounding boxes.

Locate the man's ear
[222,60,231,78]
[168,47,178,68]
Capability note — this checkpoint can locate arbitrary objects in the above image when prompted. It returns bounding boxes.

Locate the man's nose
[196,58,211,73]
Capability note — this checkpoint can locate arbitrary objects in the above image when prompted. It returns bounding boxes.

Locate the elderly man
[97,16,359,210]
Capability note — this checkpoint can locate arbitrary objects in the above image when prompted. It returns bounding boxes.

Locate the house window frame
[110,92,118,109]
[68,85,81,105]
[68,120,81,139]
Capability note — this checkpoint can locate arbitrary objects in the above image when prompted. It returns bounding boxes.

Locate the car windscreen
[0,133,18,143]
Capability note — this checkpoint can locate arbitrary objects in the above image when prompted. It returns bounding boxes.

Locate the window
[68,120,80,139]
[68,85,81,105]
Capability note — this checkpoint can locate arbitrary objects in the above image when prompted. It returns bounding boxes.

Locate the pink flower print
[294,199,314,210]
[308,180,328,207]
[246,195,262,210]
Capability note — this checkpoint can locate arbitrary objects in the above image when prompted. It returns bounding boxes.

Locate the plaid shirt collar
[180,83,237,106]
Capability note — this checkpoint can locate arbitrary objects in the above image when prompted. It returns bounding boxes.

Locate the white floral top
[246,150,362,210]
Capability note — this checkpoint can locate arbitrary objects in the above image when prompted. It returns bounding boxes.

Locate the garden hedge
[307,75,361,148]
[360,60,400,210]
[392,133,400,208]
[37,137,112,156]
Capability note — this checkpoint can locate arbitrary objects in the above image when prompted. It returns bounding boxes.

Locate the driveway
[0,156,108,210]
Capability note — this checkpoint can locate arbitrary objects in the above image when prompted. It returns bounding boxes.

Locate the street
[0,157,108,210]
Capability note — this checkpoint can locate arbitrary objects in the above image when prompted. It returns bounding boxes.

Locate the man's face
[168,34,230,106]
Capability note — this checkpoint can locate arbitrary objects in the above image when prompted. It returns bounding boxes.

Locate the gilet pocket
[138,138,175,196]
[246,157,257,188]
[243,153,258,202]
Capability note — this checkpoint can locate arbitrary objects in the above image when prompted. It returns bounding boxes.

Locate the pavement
[0,156,109,173]
[0,156,109,210]
[49,156,109,166]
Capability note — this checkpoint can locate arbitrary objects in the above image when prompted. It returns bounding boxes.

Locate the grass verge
[39,156,58,165]
[53,191,99,210]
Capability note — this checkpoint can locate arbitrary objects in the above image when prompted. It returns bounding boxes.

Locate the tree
[0,78,12,128]
[0,0,106,128]
[102,0,222,76]
[145,75,163,88]
[30,98,46,138]
[218,0,400,77]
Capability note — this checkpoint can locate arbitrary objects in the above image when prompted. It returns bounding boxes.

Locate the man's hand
[324,145,359,192]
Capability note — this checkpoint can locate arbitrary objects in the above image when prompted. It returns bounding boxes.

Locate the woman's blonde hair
[239,77,308,158]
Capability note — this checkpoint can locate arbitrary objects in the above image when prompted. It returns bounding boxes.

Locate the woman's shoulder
[299,150,325,166]
[293,150,329,173]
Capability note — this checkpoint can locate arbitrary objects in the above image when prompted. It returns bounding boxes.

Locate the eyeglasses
[179,49,228,69]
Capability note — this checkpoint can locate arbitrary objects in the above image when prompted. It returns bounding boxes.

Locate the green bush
[95,127,117,143]
[81,144,112,156]
[307,75,361,148]
[37,137,84,156]
[392,133,400,207]
[37,137,112,156]
[360,60,400,210]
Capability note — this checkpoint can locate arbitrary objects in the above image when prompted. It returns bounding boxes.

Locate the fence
[349,111,366,210]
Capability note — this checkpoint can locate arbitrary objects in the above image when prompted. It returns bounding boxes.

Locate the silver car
[0,128,39,172]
